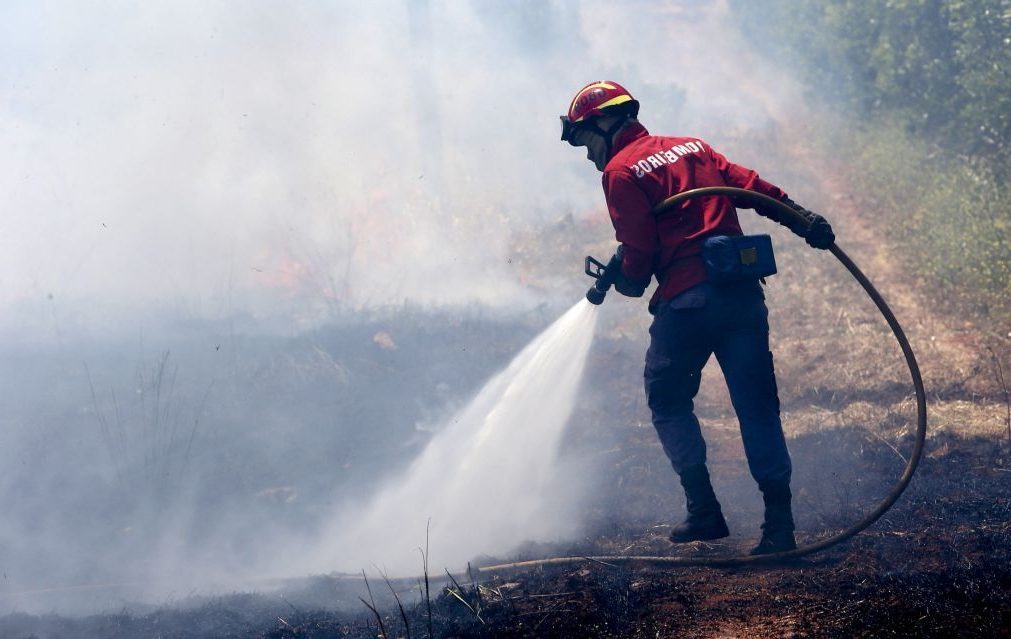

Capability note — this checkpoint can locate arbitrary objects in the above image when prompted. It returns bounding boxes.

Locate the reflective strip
[572,93,632,122]
[595,94,632,111]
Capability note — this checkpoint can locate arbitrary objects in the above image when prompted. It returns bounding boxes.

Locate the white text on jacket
[629,140,704,178]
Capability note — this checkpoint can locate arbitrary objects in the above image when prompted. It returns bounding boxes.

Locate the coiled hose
[480,186,928,571]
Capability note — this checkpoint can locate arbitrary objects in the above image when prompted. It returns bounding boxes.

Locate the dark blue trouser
[644,281,792,487]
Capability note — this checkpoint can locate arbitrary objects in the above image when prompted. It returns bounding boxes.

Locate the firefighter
[561,81,835,555]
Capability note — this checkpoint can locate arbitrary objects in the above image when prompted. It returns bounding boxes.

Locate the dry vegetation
[4,122,1006,638]
[337,125,1010,637]
[3,103,1008,639]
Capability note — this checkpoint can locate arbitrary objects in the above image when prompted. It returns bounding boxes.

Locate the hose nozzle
[584,254,619,305]
[586,285,607,305]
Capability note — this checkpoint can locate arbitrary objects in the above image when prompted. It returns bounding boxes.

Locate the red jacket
[602,123,787,309]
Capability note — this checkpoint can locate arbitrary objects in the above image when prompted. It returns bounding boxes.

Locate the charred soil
[4,97,1009,639]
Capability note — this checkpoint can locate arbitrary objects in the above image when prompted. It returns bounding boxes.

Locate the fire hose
[0,190,928,602]
[479,186,928,571]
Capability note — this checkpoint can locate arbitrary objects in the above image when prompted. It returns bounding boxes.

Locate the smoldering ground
[0,0,925,620]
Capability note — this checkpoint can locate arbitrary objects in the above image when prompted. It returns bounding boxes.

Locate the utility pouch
[702,234,777,284]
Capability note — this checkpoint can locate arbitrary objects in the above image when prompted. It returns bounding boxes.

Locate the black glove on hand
[614,273,649,297]
[803,213,835,249]
[611,246,651,297]
[757,196,836,250]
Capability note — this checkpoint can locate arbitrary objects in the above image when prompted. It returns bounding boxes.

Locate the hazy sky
[0,1,811,612]
[1,0,800,334]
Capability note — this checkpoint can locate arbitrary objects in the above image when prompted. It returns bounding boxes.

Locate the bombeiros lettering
[630,139,705,178]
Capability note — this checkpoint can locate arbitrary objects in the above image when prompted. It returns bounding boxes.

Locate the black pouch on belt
[701,234,777,284]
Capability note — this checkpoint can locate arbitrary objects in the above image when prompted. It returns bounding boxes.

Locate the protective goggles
[560,116,603,147]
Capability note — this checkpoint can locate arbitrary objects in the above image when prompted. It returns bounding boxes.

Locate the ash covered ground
[2,325,1007,638]
[2,3,1008,637]
[2,141,1008,637]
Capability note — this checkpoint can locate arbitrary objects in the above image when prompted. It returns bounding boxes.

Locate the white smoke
[0,0,812,613]
[0,1,802,333]
[287,300,598,576]
[1,1,594,332]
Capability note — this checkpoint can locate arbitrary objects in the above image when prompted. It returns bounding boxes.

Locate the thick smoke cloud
[2,1,593,332]
[1,0,809,613]
[2,1,800,332]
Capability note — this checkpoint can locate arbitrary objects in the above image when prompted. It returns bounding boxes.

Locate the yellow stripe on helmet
[572,94,632,122]
[569,81,619,117]
[595,95,632,111]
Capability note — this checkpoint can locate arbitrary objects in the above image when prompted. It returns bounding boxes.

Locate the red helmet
[560,81,640,144]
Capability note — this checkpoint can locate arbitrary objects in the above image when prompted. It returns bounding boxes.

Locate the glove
[803,213,835,249]
[614,273,649,297]
[611,246,651,297]
[757,196,835,250]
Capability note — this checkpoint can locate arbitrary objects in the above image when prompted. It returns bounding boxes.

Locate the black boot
[750,482,797,555]
[668,464,730,543]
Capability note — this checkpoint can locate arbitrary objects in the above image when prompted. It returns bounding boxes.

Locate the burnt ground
[3,105,1010,639]
[1,297,1007,639]
[2,375,1006,639]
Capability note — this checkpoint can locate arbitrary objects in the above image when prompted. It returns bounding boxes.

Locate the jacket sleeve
[602,169,657,281]
[703,140,788,202]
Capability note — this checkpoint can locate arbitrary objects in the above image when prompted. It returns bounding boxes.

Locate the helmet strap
[585,115,633,162]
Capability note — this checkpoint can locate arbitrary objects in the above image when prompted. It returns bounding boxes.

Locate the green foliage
[733,0,1010,320]
[734,0,1011,168]
[948,1,1011,158]
[829,118,1010,318]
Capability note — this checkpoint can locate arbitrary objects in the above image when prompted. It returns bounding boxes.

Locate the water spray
[478,186,928,571]
[312,187,927,574]
[314,187,926,577]
[0,189,928,602]
[284,299,600,577]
